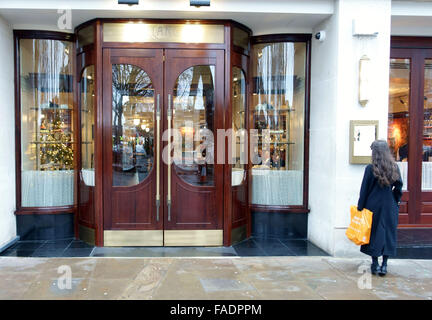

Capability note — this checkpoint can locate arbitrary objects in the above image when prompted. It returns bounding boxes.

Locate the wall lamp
[118,0,139,5]
[359,55,371,107]
[190,0,210,7]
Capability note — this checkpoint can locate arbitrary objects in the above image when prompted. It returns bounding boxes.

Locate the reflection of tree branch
[112,64,153,146]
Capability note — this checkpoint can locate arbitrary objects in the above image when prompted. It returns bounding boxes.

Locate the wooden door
[102,48,164,245]
[389,45,432,226]
[163,49,225,245]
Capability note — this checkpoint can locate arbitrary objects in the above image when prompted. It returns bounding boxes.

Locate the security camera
[315,30,326,41]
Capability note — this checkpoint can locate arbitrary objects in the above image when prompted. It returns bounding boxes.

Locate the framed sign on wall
[349,120,379,164]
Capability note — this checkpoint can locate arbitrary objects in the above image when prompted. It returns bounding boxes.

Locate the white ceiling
[0,0,333,35]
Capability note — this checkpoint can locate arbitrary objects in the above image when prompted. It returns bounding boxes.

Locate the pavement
[0,256,432,300]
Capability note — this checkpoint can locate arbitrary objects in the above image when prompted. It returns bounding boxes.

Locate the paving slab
[1,256,432,300]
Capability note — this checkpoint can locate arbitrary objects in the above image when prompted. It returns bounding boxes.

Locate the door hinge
[163,55,166,62]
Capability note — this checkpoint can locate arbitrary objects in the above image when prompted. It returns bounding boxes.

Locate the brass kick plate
[164,230,223,246]
[104,230,163,247]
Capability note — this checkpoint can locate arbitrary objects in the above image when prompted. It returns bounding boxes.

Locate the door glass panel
[423,59,432,191]
[388,58,410,191]
[112,64,154,187]
[232,67,246,186]
[80,65,95,186]
[172,65,215,186]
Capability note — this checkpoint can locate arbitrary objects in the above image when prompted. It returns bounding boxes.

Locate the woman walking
[357,140,403,276]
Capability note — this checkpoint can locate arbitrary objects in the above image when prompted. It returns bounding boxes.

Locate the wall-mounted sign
[349,120,379,164]
[103,23,224,44]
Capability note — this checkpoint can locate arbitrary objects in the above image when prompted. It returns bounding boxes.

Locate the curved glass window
[80,65,95,187]
[251,42,306,206]
[20,38,75,207]
[172,65,215,186]
[388,58,410,191]
[112,64,155,187]
[232,67,247,186]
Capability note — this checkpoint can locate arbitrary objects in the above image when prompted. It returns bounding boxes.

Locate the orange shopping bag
[345,205,373,245]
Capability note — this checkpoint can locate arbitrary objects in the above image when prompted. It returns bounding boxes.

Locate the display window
[18,36,75,208]
[250,39,309,209]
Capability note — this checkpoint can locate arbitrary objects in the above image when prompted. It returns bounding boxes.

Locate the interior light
[190,0,210,7]
[145,127,150,132]
[118,0,139,5]
[134,118,140,126]
[141,124,146,130]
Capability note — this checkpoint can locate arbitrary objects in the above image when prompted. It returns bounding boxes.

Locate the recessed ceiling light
[190,0,210,7]
[118,0,139,6]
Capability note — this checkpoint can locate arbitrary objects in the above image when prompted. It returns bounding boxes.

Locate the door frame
[391,36,432,227]
[102,48,165,245]
[101,48,226,246]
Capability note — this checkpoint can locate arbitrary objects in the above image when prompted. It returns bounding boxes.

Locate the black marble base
[251,211,308,239]
[16,213,75,241]
[0,237,329,257]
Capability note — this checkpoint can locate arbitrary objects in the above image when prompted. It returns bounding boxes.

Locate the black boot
[378,264,387,276]
[371,257,379,275]
[379,255,388,277]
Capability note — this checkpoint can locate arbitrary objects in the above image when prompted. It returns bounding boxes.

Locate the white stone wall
[0,14,16,248]
[309,0,392,257]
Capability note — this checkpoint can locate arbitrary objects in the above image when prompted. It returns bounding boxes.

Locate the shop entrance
[102,48,224,246]
[389,38,432,226]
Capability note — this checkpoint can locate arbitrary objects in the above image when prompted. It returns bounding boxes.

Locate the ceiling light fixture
[190,0,210,7]
[118,0,139,6]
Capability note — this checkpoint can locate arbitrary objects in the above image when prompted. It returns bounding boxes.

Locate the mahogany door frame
[73,19,253,246]
[162,49,225,234]
[391,36,432,227]
[102,48,164,232]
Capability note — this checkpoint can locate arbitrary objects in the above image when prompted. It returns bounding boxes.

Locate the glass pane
[423,59,432,190]
[388,58,410,191]
[233,27,249,51]
[20,39,75,207]
[81,65,95,187]
[250,42,306,206]
[112,64,154,187]
[232,67,246,186]
[172,65,215,186]
[77,24,95,48]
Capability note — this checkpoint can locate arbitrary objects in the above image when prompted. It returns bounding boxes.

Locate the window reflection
[81,66,95,186]
[250,42,306,206]
[112,64,154,187]
[20,38,75,207]
[232,67,246,186]
[173,65,215,186]
[423,59,432,190]
[388,58,410,190]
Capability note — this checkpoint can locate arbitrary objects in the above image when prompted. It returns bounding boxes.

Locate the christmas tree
[39,110,74,170]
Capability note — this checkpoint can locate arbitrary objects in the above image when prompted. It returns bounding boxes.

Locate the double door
[389,44,432,226]
[102,48,224,245]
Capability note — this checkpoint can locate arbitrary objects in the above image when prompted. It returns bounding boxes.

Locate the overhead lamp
[134,118,140,126]
[118,0,139,5]
[190,0,210,7]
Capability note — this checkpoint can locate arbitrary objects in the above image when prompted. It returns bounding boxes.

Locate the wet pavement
[1,256,432,300]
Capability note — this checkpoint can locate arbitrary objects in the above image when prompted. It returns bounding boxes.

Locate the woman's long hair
[371,140,400,187]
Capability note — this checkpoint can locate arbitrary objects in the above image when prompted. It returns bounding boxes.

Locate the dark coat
[357,164,403,257]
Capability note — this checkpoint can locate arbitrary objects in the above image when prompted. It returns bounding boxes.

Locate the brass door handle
[167,93,172,222]
[156,94,160,222]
